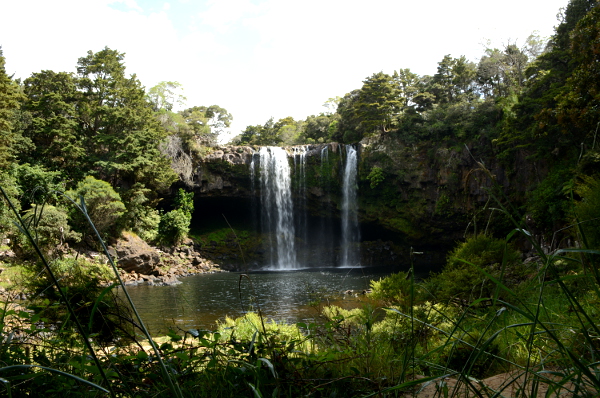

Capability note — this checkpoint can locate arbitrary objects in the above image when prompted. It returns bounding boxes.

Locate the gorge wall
[185,136,541,271]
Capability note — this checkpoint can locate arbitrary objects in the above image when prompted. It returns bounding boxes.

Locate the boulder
[112,233,162,275]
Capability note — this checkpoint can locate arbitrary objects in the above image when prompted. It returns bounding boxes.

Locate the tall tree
[21,71,84,177]
[179,105,232,146]
[429,55,477,104]
[0,48,25,171]
[76,47,176,191]
[0,48,25,238]
[557,4,600,145]
[355,72,402,134]
[147,81,186,112]
[503,0,598,155]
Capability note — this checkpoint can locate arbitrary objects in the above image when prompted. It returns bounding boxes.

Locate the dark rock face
[189,138,544,267]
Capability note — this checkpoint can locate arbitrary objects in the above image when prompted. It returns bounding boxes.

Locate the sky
[2,0,568,142]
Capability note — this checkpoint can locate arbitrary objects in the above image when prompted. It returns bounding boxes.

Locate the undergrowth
[0,170,599,397]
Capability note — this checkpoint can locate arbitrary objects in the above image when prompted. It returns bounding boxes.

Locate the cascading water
[340,145,360,267]
[252,144,361,270]
[292,146,309,266]
[259,147,297,269]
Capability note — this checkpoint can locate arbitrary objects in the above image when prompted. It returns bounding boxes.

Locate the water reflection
[120,267,391,335]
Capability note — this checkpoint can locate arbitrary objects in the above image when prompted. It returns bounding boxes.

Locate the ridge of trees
[0,46,230,246]
[231,0,599,160]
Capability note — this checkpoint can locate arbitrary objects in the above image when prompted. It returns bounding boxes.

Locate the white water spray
[340,145,360,267]
[259,147,297,269]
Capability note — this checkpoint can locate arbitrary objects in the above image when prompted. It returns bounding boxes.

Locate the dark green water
[120,267,395,335]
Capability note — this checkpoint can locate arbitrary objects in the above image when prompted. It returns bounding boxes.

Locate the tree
[355,72,402,134]
[335,89,364,142]
[21,70,84,177]
[303,113,339,143]
[0,48,25,239]
[147,81,186,112]
[158,188,194,245]
[392,68,420,109]
[179,105,232,146]
[429,55,477,105]
[76,47,176,192]
[557,4,600,144]
[477,40,537,98]
[502,0,598,156]
[0,48,25,171]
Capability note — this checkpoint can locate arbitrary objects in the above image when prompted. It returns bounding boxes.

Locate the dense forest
[1,0,600,396]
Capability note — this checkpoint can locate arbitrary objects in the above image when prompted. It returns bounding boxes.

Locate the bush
[217,312,302,345]
[120,183,160,242]
[428,234,523,304]
[25,257,123,341]
[366,166,384,189]
[158,209,189,245]
[22,204,81,255]
[369,271,412,305]
[67,176,125,238]
[573,176,600,249]
[158,189,194,245]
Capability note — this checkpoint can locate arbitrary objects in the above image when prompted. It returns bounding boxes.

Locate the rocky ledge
[109,233,224,287]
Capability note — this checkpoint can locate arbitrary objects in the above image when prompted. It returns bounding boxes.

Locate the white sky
[2,0,568,142]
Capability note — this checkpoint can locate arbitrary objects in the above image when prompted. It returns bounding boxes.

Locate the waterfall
[320,145,328,166]
[259,147,297,269]
[340,145,360,267]
[293,146,309,266]
[252,144,360,270]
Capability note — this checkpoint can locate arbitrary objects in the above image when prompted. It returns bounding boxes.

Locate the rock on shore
[108,233,223,286]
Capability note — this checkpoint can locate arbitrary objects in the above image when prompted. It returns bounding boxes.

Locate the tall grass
[1,168,599,397]
[0,186,183,397]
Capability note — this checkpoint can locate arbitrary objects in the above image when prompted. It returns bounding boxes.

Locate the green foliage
[238,116,303,145]
[428,234,523,303]
[119,183,161,242]
[21,70,84,178]
[366,165,384,189]
[13,162,64,203]
[178,105,232,146]
[158,188,194,245]
[22,204,81,253]
[526,164,574,232]
[174,188,194,217]
[0,170,20,237]
[0,48,25,171]
[67,176,126,238]
[369,271,412,305]
[573,176,600,249]
[217,312,302,343]
[159,208,190,245]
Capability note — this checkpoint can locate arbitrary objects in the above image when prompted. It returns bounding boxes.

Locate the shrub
[217,312,302,345]
[120,183,160,242]
[369,271,412,305]
[573,176,600,249]
[367,166,384,189]
[158,208,190,245]
[67,176,125,238]
[428,234,523,304]
[21,204,81,255]
[158,188,194,245]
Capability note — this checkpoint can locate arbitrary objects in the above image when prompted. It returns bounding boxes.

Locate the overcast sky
[2,0,568,141]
